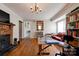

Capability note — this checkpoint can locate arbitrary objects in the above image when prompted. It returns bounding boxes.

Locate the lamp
[30,3,42,13]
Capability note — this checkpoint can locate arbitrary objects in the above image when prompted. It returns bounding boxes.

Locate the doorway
[19,21,23,39]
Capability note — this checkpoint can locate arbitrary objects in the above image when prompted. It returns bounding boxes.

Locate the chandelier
[30,3,42,13]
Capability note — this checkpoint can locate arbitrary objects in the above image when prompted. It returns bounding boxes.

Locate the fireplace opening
[0,35,12,55]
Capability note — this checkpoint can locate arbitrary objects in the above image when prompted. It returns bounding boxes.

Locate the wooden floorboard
[5,39,39,56]
[4,38,61,56]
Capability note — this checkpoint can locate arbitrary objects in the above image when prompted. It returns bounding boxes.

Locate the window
[38,25,42,30]
[37,21,43,31]
[57,19,66,33]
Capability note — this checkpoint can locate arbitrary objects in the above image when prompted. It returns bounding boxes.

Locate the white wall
[23,21,36,38]
[44,20,56,35]
[30,21,36,38]
[23,21,31,38]
[0,4,23,44]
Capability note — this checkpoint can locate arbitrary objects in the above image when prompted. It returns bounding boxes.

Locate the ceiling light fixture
[30,3,42,13]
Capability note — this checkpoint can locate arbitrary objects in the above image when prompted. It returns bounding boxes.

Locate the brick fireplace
[0,22,15,55]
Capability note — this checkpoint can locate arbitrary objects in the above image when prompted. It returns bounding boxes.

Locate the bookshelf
[66,7,79,38]
[66,7,79,47]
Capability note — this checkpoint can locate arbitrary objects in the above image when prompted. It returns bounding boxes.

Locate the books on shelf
[76,22,78,28]
[72,31,76,37]
[66,7,79,38]
[77,13,79,20]
[69,14,77,22]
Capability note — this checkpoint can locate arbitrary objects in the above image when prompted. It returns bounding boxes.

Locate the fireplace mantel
[0,22,15,26]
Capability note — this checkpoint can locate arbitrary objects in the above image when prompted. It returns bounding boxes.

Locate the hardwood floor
[5,38,39,56]
[4,38,62,56]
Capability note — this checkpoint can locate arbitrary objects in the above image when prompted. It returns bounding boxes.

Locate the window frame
[56,19,66,33]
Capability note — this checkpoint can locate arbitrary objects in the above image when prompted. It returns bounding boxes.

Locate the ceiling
[4,3,66,21]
